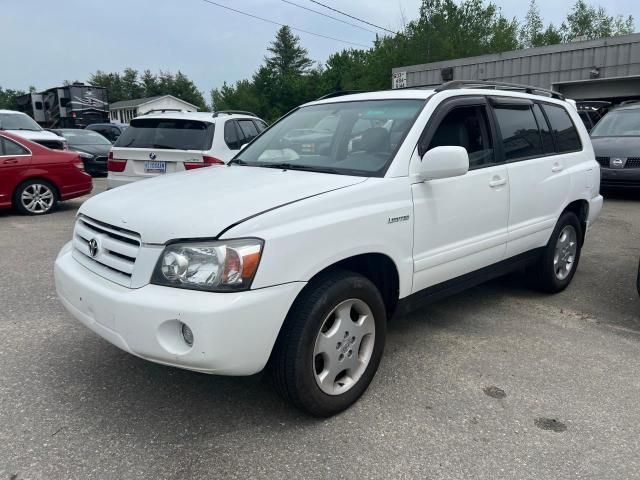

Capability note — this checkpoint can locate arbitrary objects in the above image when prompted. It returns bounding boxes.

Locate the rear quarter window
[542,104,582,153]
[114,118,215,150]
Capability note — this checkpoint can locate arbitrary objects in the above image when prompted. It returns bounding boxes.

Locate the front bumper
[600,168,640,188]
[54,242,305,375]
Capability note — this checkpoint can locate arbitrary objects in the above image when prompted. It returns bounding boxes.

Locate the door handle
[489,177,507,188]
[551,163,563,173]
[2,159,18,164]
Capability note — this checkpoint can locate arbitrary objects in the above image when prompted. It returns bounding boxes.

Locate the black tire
[530,211,583,293]
[270,270,387,417]
[13,179,58,215]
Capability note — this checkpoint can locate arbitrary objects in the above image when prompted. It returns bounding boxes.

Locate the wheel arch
[302,252,401,318]
[561,199,589,244]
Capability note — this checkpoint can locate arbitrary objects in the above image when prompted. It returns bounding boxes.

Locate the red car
[0,132,92,215]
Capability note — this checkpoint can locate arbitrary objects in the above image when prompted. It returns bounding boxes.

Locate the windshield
[60,129,111,145]
[591,110,640,137]
[234,99,424,176]
[114,118,215,150]
[0,112,43,131]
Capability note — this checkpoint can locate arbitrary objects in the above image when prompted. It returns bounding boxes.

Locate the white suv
[55,82,602,417]
[107,110,268,189]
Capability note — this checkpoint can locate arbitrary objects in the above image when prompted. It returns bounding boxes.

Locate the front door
[411,97,509,292]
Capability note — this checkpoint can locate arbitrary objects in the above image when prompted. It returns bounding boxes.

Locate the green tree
[0,87,27,110]
[265,26,314,77]
[562,0,634,41]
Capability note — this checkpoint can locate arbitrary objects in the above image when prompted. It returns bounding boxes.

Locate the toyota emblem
[88,238,99,257]
[149,152,157,160]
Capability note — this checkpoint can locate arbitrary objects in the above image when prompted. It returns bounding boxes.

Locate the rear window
[542,104,582,153]
[114,118,215,150]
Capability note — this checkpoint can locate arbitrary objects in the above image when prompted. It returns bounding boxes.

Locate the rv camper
[17,83,109,128]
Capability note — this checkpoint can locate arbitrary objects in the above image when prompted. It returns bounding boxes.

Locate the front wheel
[530,211,583,293]
[270,270,386,417]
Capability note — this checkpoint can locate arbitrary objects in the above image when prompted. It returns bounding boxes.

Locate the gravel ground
[1,179,639,480]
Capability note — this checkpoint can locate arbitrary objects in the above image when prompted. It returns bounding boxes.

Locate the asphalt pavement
[1,179,639,479]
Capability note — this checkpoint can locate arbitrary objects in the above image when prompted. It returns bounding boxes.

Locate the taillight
[73,158,85,171]
[107,151,127,172]
[184,155,225,170]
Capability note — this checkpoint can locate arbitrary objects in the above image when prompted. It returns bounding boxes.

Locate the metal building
[391,33,640,100]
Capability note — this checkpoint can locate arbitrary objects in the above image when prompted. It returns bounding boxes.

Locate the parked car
[106,110,267,189]
[591,101,640,189]
[54,82,602,416]
[86,123,128,143]
[0,132,92,215]
[0,110,67,150]
[51,129,111,177]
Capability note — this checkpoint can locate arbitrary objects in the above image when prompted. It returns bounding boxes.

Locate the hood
[590,136,640,158]
[5,129,64,142]
[80,166,367,244]
[71,143,111,157]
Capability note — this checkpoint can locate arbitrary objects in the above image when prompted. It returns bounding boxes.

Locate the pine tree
[265,26,313,77]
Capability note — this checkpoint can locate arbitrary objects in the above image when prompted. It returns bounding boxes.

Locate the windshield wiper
[227,158,250,166]
[259,163,341,174]
[9,128,40,131]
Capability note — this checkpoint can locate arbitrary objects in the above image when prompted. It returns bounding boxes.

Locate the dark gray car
[51,128,112,177]
[590,102,640,189]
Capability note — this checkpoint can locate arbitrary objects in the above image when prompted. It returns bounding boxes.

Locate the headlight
[151,239,263,292]
[78,152,94,159]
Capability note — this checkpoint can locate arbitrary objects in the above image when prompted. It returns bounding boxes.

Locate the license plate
[144,161,166,174]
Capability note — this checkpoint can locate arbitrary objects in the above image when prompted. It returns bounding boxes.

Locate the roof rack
[434,80,565,100]
[576,100,611,110]
[212,110,257,118]
[316,90,367,100]
[143,108,186,114]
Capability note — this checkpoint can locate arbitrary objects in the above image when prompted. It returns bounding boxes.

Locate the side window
[493,106,543,161]
[224,120,241,150]
[532,104,554,154]
[427,105,495,169]
[253,120,267,133]
[543,104,582,153]
[1,137,29,156]
[237,120,259,143]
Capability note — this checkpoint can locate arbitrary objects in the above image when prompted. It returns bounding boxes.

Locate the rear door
[111,118,215,178]
[491,98,572,257]
[0,137,32,207]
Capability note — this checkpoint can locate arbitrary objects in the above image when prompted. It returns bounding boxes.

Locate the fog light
[181,323,194,346]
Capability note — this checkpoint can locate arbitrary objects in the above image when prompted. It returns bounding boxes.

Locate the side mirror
[418,146,469,181]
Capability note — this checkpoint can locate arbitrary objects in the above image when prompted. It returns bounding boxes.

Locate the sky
[1,0,638,100]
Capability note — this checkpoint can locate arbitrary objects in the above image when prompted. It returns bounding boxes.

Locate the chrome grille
[72,215,141,286]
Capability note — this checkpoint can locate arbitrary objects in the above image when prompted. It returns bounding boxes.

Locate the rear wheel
[530,211,582,292]
[14,180,58,215]
[270,270,386,417]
